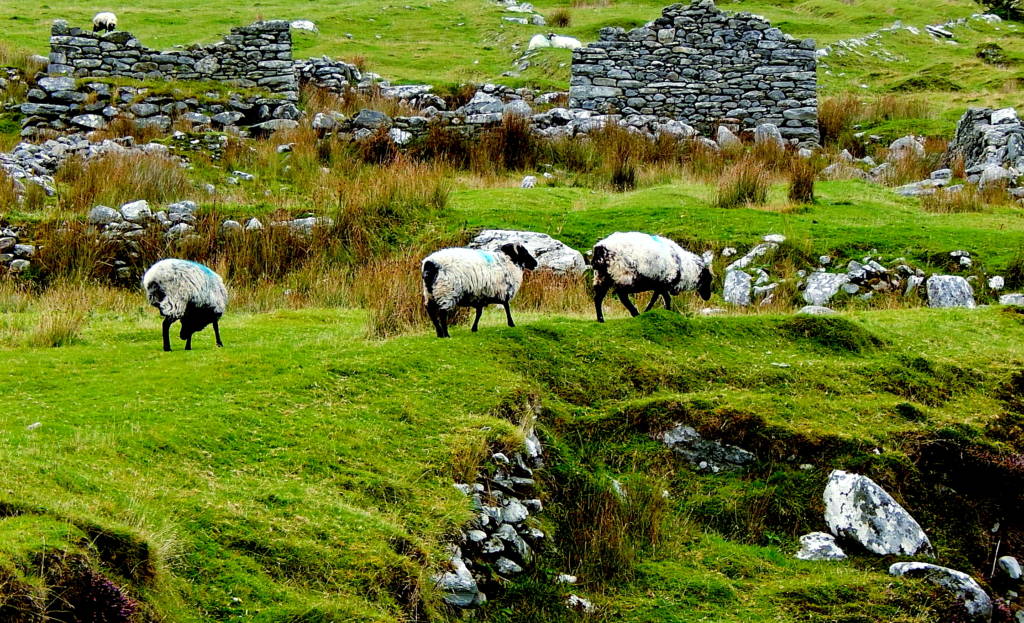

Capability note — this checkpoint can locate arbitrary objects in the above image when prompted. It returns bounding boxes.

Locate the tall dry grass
[471,114,540,174]
[515,270,592,314]
[0,170,19,211]
[714,157,771,208]
[0,280,137,348]
[787,158,817,204]
[818,93,934,146]
[56,152,193,212]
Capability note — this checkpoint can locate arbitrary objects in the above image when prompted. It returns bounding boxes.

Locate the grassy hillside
[1,301,1021,620]
[3,0,1024,620]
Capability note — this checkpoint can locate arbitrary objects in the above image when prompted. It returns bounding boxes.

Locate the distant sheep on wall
[92,12,117,32]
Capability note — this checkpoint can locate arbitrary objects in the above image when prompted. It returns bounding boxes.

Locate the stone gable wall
[46,20,298,98]
[569,0,818,142]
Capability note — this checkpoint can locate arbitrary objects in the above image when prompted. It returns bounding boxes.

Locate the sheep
[591,231,712,322]
[422,243,538,338]
[92,12,117,33]
[142,259,228,351]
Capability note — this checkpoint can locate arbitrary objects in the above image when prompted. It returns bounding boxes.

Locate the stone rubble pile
[1,133,146,196]
[656,424,755,473]
[0,228,35,274]
[437,421,546,608]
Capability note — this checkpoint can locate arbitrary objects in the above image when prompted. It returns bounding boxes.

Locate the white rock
[556,573,578,584]
[566,594,594,612]
[889,135,925,159]
[469,229,585,274]
[802,272,850,306]
[724,270,752,306]
[119,199,151,223]
[991,107,1018,125]
[999,556,1022,580]
[824,470,933,556]
[926,275,976,308]
[1000,293,1024,305]
[889,563,992,622]
[433,549,480,607]
[245,217,264,231]
[290,20,319,33]
[715,125,741,149]
[795,532,847,561]
[520,175,537,189]
[797,305,836,315]
[989,276,1005,290]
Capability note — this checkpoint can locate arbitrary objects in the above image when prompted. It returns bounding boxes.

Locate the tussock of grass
[55,152,192,213]
[714,157,770,209]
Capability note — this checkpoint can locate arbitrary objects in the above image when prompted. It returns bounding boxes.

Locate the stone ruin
[569,0,818,143]
[47,20,298,97]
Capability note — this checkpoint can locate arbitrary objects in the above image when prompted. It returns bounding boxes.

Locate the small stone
[566,594,594,612]
[495,557,523,576]
[221,220,242,232]
[88,205,121,225]
[889,563,992,623]
[119,199,151,223]
[795,532,847,561]
[520,175,537,189]
[999,556,1022,581]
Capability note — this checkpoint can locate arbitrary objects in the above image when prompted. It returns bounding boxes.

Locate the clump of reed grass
[714,157,770,208]
[56,152,192,212]
[549,8,572,26]
[787,157,817,204]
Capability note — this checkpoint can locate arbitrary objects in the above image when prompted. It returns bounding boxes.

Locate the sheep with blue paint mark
[92,12,117,32]
[142,258,228,351]
[591,231,712,322]
[421,244,538,338]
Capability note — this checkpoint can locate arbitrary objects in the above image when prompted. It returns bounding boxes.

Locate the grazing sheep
[142,259,228,351]
[591,232,712,322]
[422,244,538,338]
[92,12,117,32]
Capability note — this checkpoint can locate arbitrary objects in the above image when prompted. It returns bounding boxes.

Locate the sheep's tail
[422,260,440,295]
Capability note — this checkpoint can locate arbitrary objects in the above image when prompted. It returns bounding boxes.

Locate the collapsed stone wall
[569,0,818,142]
[47,20,298,98]
[20,78,298,136]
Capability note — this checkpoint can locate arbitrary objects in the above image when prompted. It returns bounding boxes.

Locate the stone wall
[569,0,818,142]
[20,79,298,136]
[47,20,298,98]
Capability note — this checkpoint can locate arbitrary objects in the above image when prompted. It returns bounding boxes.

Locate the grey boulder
[926,275,975,308]
[824,470,932,556]
[723,270,752,306]
[658,424,755,473]
[433,548,482,608]
[803,272,850,306]
[889,562,992,623]
[469,229,585,274]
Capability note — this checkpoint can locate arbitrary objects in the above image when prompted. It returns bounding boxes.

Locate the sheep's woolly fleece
[92,12,117,30]
[593,232,705,293]
[143,259,228,319]
[422,248,524,310]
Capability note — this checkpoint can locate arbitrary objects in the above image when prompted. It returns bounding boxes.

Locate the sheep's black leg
[439,307,450,338]
[618,291,640,317]
[213,321,223,347]
[594,283,609,323]
[161,317,173,352]
[643,291,660,313]
[425,300,440,337]
[502,302,515,328]
[662,291,673,311]
[185,334,192,351]
[471,305,484,332]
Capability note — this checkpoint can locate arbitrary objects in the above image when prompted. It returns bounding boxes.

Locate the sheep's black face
[501,243,538,270]
[697,266,713,301]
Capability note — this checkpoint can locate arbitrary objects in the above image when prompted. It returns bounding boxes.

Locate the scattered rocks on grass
[794,532,847,561]
[657,424,755,473]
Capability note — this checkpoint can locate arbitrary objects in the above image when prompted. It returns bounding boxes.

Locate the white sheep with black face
[591,231,712,322]
[421,243,538,338]
[92,12,117,33]
[142,259,228,351]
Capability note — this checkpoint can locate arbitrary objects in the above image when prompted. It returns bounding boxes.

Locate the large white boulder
[926,275,975,308]
[803,272,850,306]
[889,563,992,622]
[723,270,751,306]
[469,229,585,274]
[823,470,933,556]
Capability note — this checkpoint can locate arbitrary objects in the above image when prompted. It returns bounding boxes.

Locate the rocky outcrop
[947,107,1024,179]
[823,470,933,556]
[889,563,993,623]
[569,0,818,142]
[469,229,586,275]
[657,424,755,473]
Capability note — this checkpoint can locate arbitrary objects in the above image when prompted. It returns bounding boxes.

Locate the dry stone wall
[569,0,818,142]
[46,20,298,98]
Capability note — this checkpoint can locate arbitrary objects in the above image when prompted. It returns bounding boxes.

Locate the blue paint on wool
[478,250,496,264]
[183,260,216,276]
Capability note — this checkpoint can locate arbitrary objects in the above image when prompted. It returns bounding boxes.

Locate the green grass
[0,304,1021,620]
